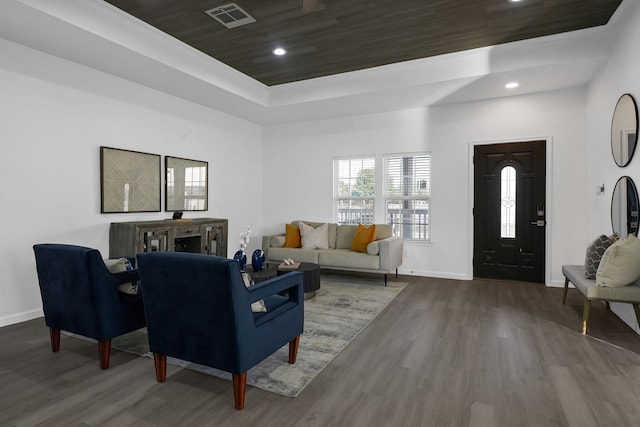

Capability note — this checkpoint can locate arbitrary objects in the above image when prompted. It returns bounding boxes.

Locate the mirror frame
[165,156,208,212]
[100,146,161,213]
[611,93,639,167]
[611,176,640,237]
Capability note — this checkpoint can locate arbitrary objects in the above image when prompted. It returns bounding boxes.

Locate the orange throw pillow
[351,224,377,253]
[284,224,302,248]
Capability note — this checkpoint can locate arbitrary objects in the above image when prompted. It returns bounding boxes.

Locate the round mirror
[611,176,640,237]
[611,94,638,167]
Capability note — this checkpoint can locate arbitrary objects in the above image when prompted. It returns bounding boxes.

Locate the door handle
[530,220,545,227]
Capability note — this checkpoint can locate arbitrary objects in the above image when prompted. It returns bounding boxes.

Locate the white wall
[263,88,589,284]
[0,38,264,326]
[585,0,640,332]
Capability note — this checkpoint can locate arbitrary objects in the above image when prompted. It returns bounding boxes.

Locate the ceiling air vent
[204,3,256,29]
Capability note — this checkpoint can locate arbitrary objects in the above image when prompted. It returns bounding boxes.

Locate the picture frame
[165,156,208,212]
[100,146,161,213]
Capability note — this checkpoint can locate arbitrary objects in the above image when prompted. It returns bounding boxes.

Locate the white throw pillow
[299,222,329,249]
[596,235,640,287]
[366,241,380,255]
[103,258,139,295]
[241,272,267,313]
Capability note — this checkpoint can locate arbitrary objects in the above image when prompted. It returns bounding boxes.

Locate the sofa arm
[378,236,404,272]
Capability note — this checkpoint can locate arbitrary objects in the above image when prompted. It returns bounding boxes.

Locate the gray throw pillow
[584,233,619,279]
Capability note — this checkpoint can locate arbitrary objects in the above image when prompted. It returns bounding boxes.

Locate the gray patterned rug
[110,274,406,397]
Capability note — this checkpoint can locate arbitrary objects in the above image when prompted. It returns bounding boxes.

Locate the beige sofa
[262,221,403,285]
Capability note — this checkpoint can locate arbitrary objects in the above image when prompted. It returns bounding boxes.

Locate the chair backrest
[136,251,251,371]
[33,243,138,339]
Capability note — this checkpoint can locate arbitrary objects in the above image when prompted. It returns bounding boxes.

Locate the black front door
[473,141,546,283]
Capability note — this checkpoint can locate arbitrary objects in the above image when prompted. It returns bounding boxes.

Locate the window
[183,166,207,210]
[333,157,375,225]
[500,165,516,238]
[384,154,431,240]
[166,165,207,211]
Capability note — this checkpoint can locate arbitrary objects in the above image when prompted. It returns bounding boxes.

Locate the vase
[252,249,265,272]
[233,250,247,271]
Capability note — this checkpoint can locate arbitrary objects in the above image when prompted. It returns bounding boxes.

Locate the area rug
[110,274,406,397]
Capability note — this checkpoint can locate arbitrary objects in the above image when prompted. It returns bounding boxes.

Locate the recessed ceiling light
[508,0,523,2]
[273,48,286,56]
[505,82,519,89]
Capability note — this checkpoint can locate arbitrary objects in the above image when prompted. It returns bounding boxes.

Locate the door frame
[467,136,553,285]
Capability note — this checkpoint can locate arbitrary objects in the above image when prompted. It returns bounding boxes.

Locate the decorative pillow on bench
[585,233,619,279]
[596,235,640,287]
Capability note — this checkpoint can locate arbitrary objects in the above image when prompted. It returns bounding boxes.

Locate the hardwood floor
[3,275,640,426]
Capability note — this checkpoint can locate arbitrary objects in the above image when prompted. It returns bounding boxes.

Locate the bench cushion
[563,265,640,302]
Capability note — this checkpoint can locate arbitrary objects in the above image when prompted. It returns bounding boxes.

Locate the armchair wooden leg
[98,339,111,370]
[153,353,167,382]
[582,299,591,335]
[289,335,301,364]
[232,372,247,410]
[49,328,60,353]
[562,277,569,304]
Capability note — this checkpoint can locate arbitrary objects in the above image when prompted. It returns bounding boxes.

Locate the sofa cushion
[596,235,640,287]
[375,224,393,240]
[270,235,285,247]
[284,224,301,248]
[300,222,329,249]
[104,258,138,295]
[585,233,618,279]
[336,225,358,249]
[319,249,380,270]
[352,224,377,253]
[269,247,321,264]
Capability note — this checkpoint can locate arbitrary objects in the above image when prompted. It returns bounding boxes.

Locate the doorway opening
[473,140,546,283]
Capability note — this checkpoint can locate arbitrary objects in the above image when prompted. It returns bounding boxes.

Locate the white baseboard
[398,269,471,281]
[399,271,570,288]
[0,309,43,328]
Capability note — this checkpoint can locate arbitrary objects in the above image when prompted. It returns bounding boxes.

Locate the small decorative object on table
[252,249,265,272]
[172,211,183,220]
[278,258,300,269]
[234,224,252,272]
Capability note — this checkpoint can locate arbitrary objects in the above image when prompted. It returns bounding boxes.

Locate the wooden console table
[109,218,228,258]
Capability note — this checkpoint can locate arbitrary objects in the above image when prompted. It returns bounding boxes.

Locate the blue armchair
[136,252,304,410]
[32,244,146,369]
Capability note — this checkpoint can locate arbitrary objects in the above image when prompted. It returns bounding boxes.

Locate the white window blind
[384,154,431,240]
[334,157,375,225]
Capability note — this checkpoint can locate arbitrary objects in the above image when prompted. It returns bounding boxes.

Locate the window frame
[383,152,431,241]
[333,156,376,225]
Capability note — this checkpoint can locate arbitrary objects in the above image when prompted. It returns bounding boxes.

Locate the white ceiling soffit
[0,0,624,125]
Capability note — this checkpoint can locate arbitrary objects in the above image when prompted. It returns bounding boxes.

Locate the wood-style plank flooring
[3,275,640,426]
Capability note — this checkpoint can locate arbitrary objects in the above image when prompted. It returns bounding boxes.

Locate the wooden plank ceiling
[102,0,622,86]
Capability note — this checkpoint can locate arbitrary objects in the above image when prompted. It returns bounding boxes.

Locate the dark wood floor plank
[3,275,640,426]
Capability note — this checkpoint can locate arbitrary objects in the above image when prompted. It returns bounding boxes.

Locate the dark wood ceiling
[102,0,622,86]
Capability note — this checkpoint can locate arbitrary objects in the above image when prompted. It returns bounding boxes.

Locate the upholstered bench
[562,265,640,334]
